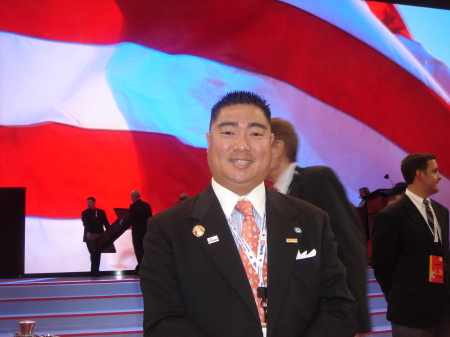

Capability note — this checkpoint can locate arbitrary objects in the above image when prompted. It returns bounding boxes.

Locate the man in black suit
[372,153,450,336]
[81,197,110,277]
[121,190,152,275]
[266,118,371,336]
[140,91,356,337]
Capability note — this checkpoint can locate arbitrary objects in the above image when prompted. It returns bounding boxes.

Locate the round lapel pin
[294,227,302,234]
[192,225,205,237]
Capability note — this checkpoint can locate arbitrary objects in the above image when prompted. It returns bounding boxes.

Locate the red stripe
[0,0,123,44]
[366,1,413,39]
[0,310,142,320]
[0,279,139,287]
[1,1,450,176]
[0,124,211,219]
[60,331,143,337]
[0,294,142,303]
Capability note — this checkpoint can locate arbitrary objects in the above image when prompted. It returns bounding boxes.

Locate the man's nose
[234,134,250,152]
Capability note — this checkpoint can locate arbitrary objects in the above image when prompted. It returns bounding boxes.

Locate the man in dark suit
[265,118,371,336]
[372,153,450,336]
[140,91,356,337]
[81,197,110,277]
[121,190,152,275]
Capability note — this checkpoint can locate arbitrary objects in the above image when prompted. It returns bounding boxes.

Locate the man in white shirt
[140,91,356,337]
[372,153,450,337]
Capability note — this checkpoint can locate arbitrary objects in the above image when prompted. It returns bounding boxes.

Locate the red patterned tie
[235,200,267,322]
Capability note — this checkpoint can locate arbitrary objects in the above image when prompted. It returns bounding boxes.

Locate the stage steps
[367,267,391,336]
[0,276,143,337]
[0,270,390,337]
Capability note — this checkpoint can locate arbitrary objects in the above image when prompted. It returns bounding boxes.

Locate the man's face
[269,140,281,172]
[421,159,441,196]
[359,189,365,198]
[87,200,95,209]
[206,104,274,196]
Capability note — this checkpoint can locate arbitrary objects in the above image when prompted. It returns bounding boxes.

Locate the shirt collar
[274,162,297,194]
[405,188,430,208]
[211,178,266,219]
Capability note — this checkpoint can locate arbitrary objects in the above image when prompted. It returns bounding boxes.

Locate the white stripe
[0,32,127,130]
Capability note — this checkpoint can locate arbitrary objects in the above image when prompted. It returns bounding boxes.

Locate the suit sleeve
[140,216,208,337]
[101,210,110,229]
[300,167,370,333]
[303,211,357,337]
[81,211,87,228]
[371,209,400,298]
[121,203,137,229]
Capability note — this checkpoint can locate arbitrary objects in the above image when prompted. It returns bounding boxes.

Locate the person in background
[358,187,370,207]
[372,153,450,337]
[266,117,371,336]
[121,190,152,275]
[81,197,110,277]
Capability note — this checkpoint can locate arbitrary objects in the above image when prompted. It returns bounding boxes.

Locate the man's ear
[206,132,211,146]
[415,169,425,181]
[272,139,285,157]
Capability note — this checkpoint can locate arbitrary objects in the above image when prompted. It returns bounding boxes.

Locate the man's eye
[221,131,234,135]
[251,132,263,136]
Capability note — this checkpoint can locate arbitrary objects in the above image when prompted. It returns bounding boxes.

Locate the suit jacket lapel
[402,195,436,241]
[190,185,260,320]
[265,189,302,332]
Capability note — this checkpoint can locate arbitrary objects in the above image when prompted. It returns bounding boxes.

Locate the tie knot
[235,200,254,218]
[423,199,430,207]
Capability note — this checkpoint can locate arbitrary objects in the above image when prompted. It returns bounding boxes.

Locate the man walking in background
[82,197,110,277]
[121,190,152,275]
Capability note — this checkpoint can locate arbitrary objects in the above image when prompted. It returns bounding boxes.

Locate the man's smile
[231,159,252,165]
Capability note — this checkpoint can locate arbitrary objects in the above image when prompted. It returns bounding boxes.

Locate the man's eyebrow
[216,121,238,128]
[215,121,268,129]
[248,122,268,130]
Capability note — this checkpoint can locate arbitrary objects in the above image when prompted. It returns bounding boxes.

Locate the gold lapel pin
[192,225,205,237]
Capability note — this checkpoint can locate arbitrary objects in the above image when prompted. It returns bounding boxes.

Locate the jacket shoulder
[270,189,327,216]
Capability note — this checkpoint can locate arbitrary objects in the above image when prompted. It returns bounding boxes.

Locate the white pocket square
[296,249,316,260]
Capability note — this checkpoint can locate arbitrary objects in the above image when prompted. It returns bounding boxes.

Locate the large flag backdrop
[1,0,449,273]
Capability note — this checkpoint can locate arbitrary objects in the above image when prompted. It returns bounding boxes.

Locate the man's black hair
[210,91,271,129]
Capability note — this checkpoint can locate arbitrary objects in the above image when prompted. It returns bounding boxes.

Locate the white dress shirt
[405,188,441,242]
[211,178,266,243]
[273,162,297,194]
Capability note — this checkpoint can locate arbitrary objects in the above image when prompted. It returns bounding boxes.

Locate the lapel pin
[286,238,298,243]
[207,235,219,244]
[192,225,205,237]
[294,227,302,234]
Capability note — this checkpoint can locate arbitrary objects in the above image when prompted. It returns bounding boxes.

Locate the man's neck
[267,160,291,183]
[407,184,430,200]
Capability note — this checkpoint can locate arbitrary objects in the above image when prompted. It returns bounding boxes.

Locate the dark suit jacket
[122,199,152,238]
[81,208,109,242]
[140,184,356,337]
[371,194,450,328]
[287,166,371,333]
